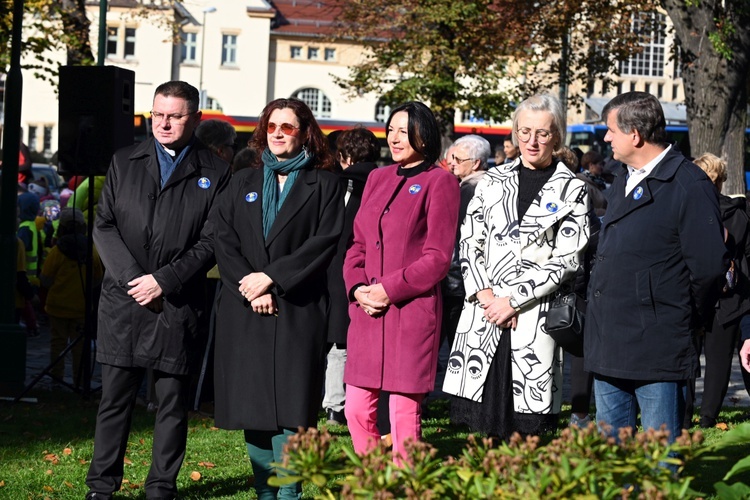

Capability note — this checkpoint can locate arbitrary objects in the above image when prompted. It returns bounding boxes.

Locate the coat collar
[128,137,218,190]
[236,168,321,249]
[605,147,685,225]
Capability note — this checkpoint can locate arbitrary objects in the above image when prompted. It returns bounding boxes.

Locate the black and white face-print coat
[443,159,590,415]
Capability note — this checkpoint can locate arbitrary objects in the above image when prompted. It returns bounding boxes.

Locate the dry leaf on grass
[45,470,52,475]
[78,459,87,465]
[198,461,216,468]
[63,448,72,456]
[190,471,202,481]
[716,423,729,431]
[43,485,53,492]
[123,457,133,465]
[43,454,59,464]
[210,426,219,431]
[139,438,145,445]
[0,480,5,487]
[64,481,73,488]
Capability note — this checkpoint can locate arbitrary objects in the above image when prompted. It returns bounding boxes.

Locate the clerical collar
[397,161,430,178]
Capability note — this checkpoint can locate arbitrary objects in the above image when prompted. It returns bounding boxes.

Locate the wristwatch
[508,295,521,312]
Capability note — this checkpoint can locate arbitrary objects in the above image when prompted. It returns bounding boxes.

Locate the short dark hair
[337,126,380,164]
[232,147,258,173]
[503,134,514,144]
[580,150,604,170]
[154,81,200,113]
[250,97,334,170]
[385,101,441,165]
[195,119,237,153]
[601,91,667,144]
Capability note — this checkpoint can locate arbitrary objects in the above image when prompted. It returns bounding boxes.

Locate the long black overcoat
[94,138,231,375]
[212,166,344,430]
[326,161,377,345]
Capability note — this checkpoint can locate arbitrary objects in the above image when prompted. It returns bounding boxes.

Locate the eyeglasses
[516,127,554,144]
[451,154,474,164]
[267,122,299,135]
[151,110,195,124]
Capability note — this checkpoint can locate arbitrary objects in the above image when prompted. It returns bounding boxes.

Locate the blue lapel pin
[198,177,211,189]
[633,186,643,200]
[408,184,422,195]
[246,192,258,203]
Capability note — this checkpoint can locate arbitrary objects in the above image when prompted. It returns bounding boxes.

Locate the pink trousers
[345,384,424,462]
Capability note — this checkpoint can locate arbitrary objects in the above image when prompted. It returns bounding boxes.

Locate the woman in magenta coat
[343,101,460,461]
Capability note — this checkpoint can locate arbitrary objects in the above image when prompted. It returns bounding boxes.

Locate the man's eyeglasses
[267,122,299,135]
[151,110,195,124]
[516,127,554,144]
[451,154,474,164]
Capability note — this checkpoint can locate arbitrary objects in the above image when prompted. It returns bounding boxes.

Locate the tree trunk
[662,0,750,195]
[60,0,94,66]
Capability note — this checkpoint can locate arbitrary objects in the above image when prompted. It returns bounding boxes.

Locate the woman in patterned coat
[443,94,590,439]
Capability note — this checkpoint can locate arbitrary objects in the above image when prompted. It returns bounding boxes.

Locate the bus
[566,123,750,172]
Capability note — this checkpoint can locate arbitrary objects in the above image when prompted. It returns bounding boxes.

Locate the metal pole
[198,7,216,109]
[0,0,27,395]
[97,0,107,66]
[199,10,207,108]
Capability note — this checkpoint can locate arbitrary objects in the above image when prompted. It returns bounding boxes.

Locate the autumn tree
[662,0,750,195]
[331,0,657,144]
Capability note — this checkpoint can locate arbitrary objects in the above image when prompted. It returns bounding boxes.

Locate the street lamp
[198,6,217,109]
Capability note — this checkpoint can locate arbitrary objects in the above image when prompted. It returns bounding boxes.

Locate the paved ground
[22,322,750,411]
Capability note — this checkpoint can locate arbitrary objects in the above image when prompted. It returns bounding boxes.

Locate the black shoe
[85,492,112,500]
[326,408,346,426]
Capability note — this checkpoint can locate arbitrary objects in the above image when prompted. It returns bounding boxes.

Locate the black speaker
[58,66,135,175]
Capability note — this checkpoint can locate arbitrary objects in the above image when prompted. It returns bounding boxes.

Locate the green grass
[0,391,748,499]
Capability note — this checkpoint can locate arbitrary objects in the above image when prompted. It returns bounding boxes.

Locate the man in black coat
[85,81,231,500]
[584,92,728,445]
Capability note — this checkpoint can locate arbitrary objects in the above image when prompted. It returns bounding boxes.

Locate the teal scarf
[262,148,314,238]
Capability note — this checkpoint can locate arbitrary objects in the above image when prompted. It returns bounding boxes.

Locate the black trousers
[686,316,750,426]
[86,364,190,499]
[569,353,594,414]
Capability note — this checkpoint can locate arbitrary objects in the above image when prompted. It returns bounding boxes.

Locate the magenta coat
[343,164,460,393]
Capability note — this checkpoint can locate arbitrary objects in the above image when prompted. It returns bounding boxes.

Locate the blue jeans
[594,375,686,443]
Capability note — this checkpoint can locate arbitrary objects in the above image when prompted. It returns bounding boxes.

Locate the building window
[324,48,336,61]
[222,34,237,65]
[294,88,331,118]
[375,100,391,123]
[616,81,623,95]
[181,32,197,63]
[629,81,637,92]
[657,83,663,98]
[28,125,37,151]
[43,126,53,153]
[106,26,118,56]
[124,28,136,58]
[308,47,319,60]
[672,84,679,100]
[291,46,302,59]
[672,47,682,80]
[620,13,666,77]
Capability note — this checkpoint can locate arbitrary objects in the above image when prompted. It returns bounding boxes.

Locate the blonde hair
[694,153,727,189]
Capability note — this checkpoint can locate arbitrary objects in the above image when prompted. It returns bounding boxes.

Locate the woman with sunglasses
[443,94,590,441]
[343,101,459,462]
[212,97,344,499]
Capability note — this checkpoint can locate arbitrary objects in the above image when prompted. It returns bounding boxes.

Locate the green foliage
[332,0,659,136]
[281,422,750,499]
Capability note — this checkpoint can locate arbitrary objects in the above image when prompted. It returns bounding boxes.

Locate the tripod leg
[194,280,220,411]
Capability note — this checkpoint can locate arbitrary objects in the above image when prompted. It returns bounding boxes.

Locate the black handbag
[545,289,585,357]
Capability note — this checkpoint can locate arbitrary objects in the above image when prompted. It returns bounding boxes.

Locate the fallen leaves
[198,461,216,468]
[63,448,72,456]
[716,422,729,431]
[190,471,202,481]
[43,453,59,465]
[123,457,133,465]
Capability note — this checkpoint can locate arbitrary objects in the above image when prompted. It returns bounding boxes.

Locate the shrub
[272,422,739,499]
